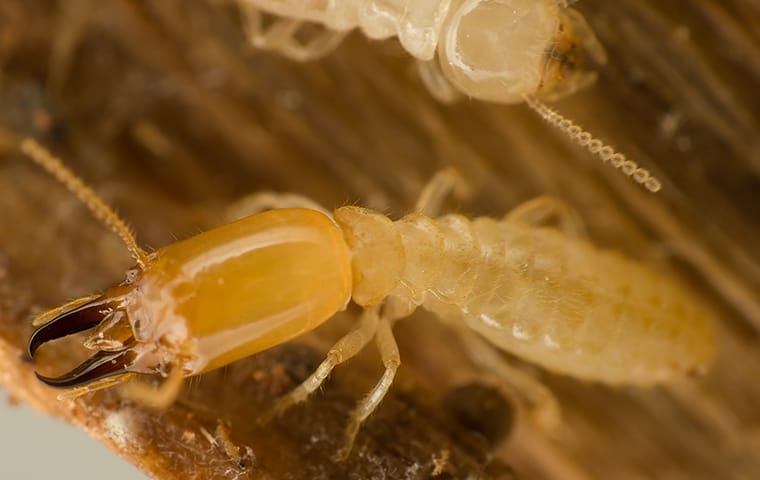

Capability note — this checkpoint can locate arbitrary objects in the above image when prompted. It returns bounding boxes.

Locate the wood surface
[0,1,758,478]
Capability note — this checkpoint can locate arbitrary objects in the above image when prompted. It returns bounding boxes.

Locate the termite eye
[28,296,117,358]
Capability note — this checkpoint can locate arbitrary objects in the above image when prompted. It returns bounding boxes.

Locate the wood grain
[0,0,758,478]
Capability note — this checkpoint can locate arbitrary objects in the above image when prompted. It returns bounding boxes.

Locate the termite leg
[259,306,381,423]
[277,27,348,62]
[240,6,299,49]
[225,192,331,221]
[333,297,412,459]
[414,167,469,216]
[31,293,101,327]
[118,366,185,409]
[505,195,586,239]
[334,313,401,461]
[56,373,137,400]
[416,59,461,104]
[457,326,560,431]
[239,5,346,61]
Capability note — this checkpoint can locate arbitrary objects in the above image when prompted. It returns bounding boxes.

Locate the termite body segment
[336,206,714,385]
[239,0,606,103]
[24,140,713,458]
[29,209,352,380]
[238,1,662,192]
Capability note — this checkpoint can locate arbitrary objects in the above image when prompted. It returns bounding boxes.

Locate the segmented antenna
[523,95,662,192]
[20,138,150,269]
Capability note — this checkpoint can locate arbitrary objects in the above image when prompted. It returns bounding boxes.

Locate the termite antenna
[523,95,662,193]
[19,138,150,269]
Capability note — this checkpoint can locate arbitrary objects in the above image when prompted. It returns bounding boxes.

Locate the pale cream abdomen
[336,206,714,386]
[444,218,714,385]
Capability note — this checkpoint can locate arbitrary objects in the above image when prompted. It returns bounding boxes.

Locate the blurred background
[0,1,759,478]
[0,390,143,478]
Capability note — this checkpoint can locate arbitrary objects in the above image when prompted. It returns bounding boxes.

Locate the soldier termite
[23,138,713,460]
[236,0,662,192]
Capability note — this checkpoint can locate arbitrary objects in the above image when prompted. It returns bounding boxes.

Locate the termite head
[21,138,195,396]
[537,8,608,101]
[27,271,192,394]
[437,0,606,103]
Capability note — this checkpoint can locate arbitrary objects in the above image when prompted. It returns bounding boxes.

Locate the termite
[236,0,663,192]
[23,138,713,460]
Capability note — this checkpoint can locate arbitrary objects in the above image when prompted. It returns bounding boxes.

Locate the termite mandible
[23,138,713,460]
[236,0,663,192]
